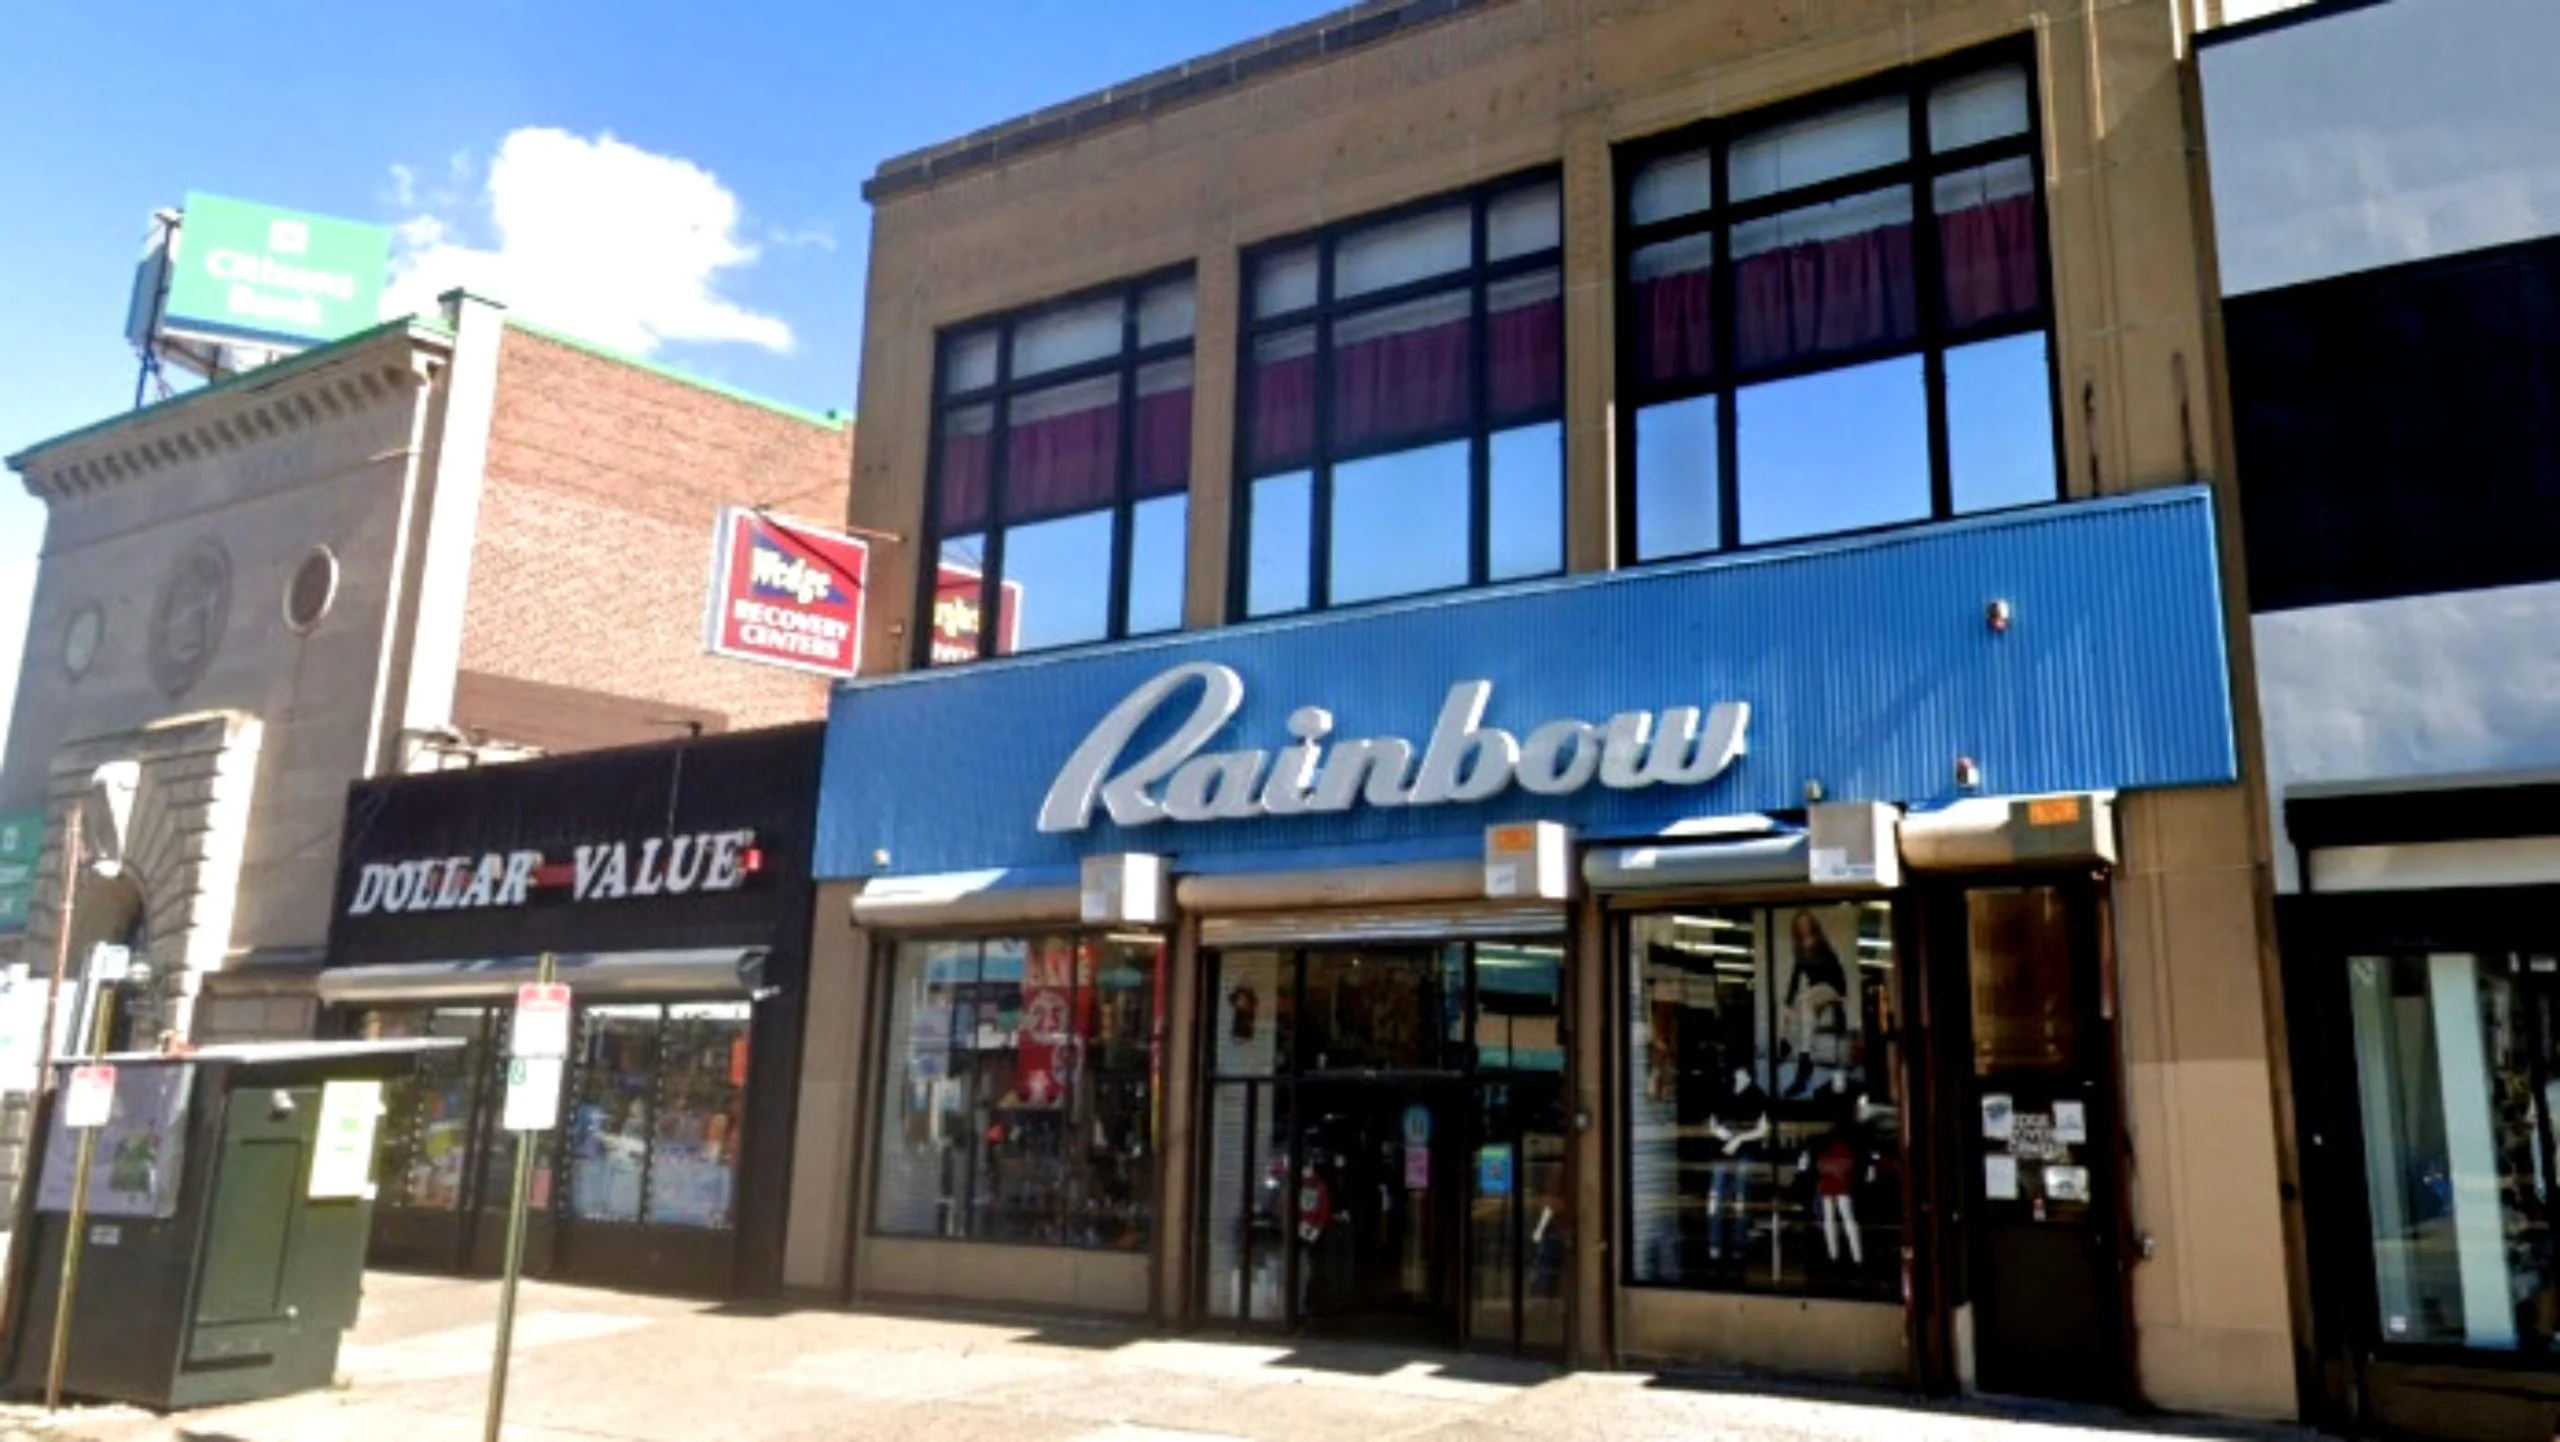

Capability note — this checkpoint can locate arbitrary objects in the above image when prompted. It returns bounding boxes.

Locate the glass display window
[2349,951,2560,1353]
[360,1006,494,1213]
[871,932,1165,1251]
[650,1003,751,1229]
[1624,903,1905,1299]
[569,1005,660,1224]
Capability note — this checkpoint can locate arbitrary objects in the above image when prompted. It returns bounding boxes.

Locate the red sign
[64,1065,116,1130]
[511,983,572,1060]
[703,508,871,679]
[931,559,1023,666]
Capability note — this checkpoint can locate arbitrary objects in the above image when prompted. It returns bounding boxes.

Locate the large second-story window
[925,273,1195,665]
[1237,176,1565,617]
[1620,52,2057,562]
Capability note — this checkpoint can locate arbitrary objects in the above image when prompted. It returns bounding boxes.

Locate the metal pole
[483,952,555,1442]
[133,213,175,412]
[0,810,82,1389]
[32,809,81,1109]
[43,988,115,1413]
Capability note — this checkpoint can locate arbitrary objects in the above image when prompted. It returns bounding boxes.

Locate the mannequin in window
[1798,1078,1872,1268]
[1778,911,1851,1099]
[1705,1066,1770,1264]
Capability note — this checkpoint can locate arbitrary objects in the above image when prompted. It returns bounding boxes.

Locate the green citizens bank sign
[161,192,390,349]
[0,810,43,934]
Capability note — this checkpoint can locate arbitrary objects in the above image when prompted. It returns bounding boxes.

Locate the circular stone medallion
[149,539,232,698]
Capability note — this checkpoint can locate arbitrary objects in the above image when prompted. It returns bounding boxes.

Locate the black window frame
[1612,39,2064,565]
[915,265,1198,668]
[1228,169,1569,620]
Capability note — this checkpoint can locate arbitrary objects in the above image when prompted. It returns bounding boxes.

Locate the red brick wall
[460,328,856,740]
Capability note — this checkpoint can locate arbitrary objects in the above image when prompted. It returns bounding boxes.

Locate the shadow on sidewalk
[1640,1369,2320,1441]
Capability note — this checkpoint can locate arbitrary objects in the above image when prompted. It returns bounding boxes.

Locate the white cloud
[766,221,836,252]
[383,129,792,356]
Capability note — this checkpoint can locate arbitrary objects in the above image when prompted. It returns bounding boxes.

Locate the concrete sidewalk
[0,1273,2310,1441]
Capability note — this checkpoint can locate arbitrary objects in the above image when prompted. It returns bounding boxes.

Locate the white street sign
[87,945,131,984]
[63,1066,115,1130]
[511,983,572,1060]
[501,1057,563,1132]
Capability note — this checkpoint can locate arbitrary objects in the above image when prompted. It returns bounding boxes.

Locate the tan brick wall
[461,329,856,738]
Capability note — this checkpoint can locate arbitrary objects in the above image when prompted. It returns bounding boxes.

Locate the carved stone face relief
[149,539,232,698]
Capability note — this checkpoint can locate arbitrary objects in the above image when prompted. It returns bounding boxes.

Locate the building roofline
[862,0,1493,203]
[502,318,851,431]
[6,314,455,473]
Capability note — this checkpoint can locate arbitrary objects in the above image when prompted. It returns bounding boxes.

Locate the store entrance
[1952,880,2125,1403]
[1296,1079,1461,1339]
[1199,939,1567,1352]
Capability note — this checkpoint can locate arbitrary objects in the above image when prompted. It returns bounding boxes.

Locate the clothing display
[1707,1070,1771,1262]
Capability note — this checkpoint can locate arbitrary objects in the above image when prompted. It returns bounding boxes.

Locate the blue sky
[0,0,1342,756]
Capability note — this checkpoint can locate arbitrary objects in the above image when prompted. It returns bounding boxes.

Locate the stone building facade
[1,293,853,1047]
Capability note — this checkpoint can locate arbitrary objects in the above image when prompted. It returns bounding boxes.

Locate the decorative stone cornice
[11,320,451,504]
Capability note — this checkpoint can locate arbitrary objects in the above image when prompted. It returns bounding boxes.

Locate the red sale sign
[702,508,871,679]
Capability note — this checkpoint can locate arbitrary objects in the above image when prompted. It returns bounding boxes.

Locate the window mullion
[1711,135,1741,553]
[1911,90,1955,521]
[1310,237,1337,611]
[1469,197,1493,586]
[1108,295,1140,639]
[981,344,1013,664]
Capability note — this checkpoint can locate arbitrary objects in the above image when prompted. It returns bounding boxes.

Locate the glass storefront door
[1470,1074,1569,1353]
[1200,940,1566,1352]
[1297,1079,1462,1336]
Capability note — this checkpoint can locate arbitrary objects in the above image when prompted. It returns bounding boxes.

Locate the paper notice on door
[1984,1155,2019,1200]
[2046,1165,2091,1203]
[2053,1099,2088,1145]
[1981,1094,2015,1141]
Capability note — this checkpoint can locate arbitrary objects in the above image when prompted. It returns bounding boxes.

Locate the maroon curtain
[1735,222,1917,369]
[937,426,991,532]
[1489,297,1563,420]
[1636,269,1715,385]
[1134,385,1191,498]
[1004,399,1120,522]
[1250,353,1316,473]
[1939,193,2041,329]
[1333,314,1471,451]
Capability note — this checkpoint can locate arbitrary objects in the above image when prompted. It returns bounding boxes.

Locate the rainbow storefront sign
[813,487,2241,890]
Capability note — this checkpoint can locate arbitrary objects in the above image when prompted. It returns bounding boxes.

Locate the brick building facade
[458,326,856,747]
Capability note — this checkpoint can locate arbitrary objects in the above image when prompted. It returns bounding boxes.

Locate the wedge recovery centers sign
[703,508,871,679]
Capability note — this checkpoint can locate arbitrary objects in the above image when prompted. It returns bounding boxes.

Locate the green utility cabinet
[5,1042,448,1410]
